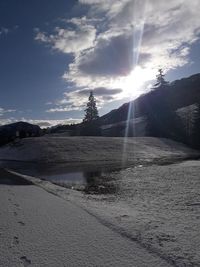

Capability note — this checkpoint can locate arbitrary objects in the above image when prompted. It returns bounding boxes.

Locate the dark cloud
[102,95,114,101]
[78,33,134,77]
[94,87,122,95]
[37,122,52,127]
[138,52,152,66]
[142,24,164,46]
[78,87,122,96]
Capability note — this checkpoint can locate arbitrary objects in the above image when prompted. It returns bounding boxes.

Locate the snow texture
[1,136,200,266]
[0,136,199,165]
[6,160,200,267]
[0,169,171,267]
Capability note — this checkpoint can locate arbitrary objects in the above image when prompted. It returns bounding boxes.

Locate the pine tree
[154,68,169,89]
[83,91,99,123]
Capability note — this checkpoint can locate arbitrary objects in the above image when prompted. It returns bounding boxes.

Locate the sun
[113,66,156,99]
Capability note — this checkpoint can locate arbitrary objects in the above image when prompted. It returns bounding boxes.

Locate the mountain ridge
[99,73,200,125]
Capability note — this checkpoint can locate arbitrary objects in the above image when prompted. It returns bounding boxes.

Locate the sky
[0,0,200,128]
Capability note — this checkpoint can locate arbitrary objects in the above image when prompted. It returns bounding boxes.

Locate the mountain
[99,73,200,125]
[0,121,42,146]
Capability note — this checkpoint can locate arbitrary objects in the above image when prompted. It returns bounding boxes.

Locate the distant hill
[99,73,200,125]
[0,121,42,146]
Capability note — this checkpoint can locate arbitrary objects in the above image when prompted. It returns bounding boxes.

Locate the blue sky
[0,0,200,127]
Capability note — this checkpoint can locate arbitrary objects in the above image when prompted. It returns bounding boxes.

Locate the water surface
[0,160,122,194]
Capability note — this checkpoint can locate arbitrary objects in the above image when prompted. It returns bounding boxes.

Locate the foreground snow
[1,136,200,266]
[0,170,170,267]
[0,136,199,165]
[7,160,200,267]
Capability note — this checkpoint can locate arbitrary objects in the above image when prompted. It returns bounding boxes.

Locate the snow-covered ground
[6,160,200,267]
[77,160,200,267]
[0,136,199,165]
[1,137,200,266]
[0,169,171,267]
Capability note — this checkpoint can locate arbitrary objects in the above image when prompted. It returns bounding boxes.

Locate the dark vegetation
[80,91,101,136]
[191,102,200,148]
[49,123,77,135]
[49,91,101,136]
[83,91,99,123]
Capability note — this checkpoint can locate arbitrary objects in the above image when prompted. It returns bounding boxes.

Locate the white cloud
[0,108,81,128]
[0,25,19,37]
[46,90,87,113]
[0,27,9,36]
[0,118,15,125]
[46,106,81,113]
[62,1,200,87]
[36,0,200,110]
[0,107,16,116]
[48,87,124,113]
[24,118,82,127]
[35,19,96,54]
[79,0,103,3]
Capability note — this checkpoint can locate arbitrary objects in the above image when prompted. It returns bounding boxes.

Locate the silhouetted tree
[83,91,99,122]
[80,91,101,136]
[153,68,169,89]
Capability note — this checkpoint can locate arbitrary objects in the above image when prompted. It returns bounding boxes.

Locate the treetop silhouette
[154,68,169,88]
[83,91,99,123]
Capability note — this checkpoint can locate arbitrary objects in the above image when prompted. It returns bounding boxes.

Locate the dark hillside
[0,121,42,146]
[99,73,200,125]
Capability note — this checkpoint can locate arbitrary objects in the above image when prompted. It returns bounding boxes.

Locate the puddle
[0,160,121,194]
[48,170,120,194]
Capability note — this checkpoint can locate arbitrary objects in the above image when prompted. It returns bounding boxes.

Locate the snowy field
[76,160,200,267]
[0,170,171,267]
[1,137,200,266]
[0,136,199,166]
[5,159,200,267]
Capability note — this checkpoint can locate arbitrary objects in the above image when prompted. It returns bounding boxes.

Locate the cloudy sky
[0,0,200,127]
